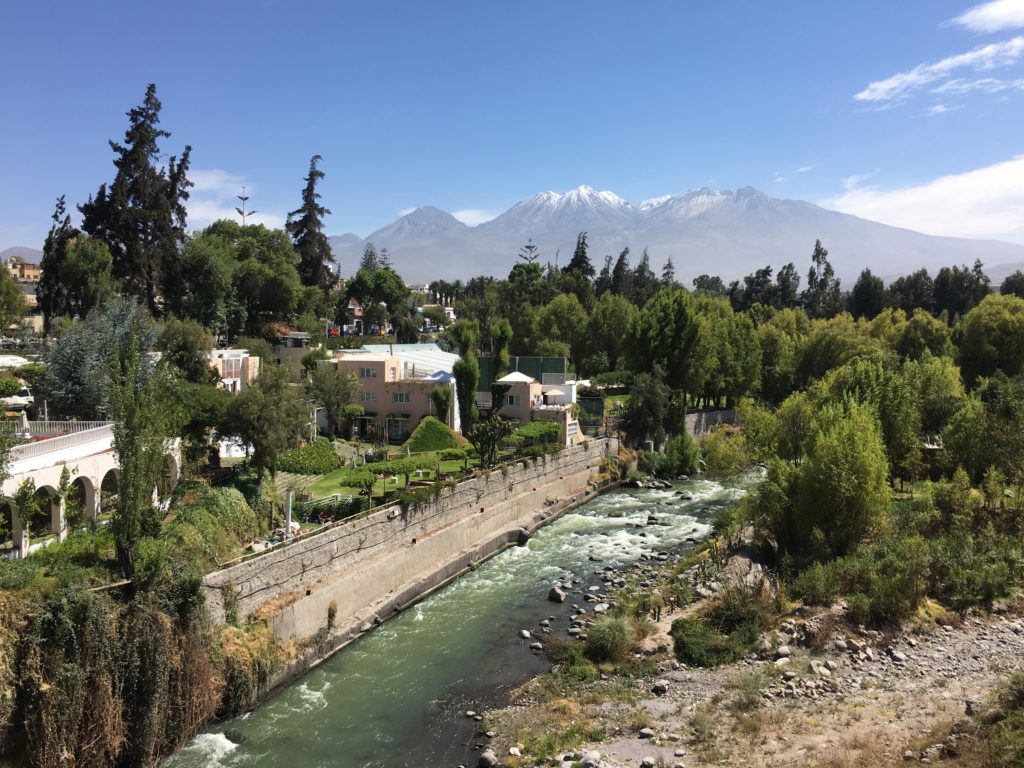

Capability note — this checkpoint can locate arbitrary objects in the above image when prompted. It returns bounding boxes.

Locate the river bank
[482,535,1024,768]
[164,477,745,767]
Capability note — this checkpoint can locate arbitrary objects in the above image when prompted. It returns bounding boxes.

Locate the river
[164,478,746,768]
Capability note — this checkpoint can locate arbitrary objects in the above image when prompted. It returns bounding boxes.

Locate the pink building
[491,371,582,447]
[208,349,262,393]
[330,350,459,442]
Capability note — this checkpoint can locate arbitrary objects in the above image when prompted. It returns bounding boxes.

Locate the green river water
[164,479,745,768]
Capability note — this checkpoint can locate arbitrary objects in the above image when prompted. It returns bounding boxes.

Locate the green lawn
[305,457,480,502]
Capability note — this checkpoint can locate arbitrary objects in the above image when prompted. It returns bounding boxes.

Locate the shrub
[791,561,840,606]
[402,415,466,453]
[584,615,635,663]
[277,438,342,475]
[671,618,746,667]
[846,593,870,625]
[664,432,700,476]
[700,425,749,479]
[0,558,38,590]
[0,377,20,398]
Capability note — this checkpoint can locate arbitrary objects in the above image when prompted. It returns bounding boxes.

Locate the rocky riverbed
[475,541,1024,768]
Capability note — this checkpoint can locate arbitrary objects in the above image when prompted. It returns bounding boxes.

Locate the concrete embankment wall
[203,439,618,682]
[685,409,736,436]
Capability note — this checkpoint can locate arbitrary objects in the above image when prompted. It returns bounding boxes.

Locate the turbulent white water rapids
[164,477,748,768]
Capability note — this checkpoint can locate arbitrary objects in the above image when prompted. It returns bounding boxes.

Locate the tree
[0,268,25,332]
[934,260,990,320]
[286,154,334,292]
[78,83,192,316]
[221,363,307,481]
[891,308,949,360]
[41,298,157,419]
[449,320,480,434]
[563,232,594,278]
[38,196,77,332]
[307,364,360,435]
[620,371,670,447]
[692,274,726,297]
[610,248,632,297]
[359,243,380,274]
[468,416,514,468]
[1000,270,1024,299]
[155,317,215,384]
[589,292,638,370]
[536,294,588,372]
[661,256,676,287]
[903,351,965,434]
[59,237,116,319]
[888,268,935,314]
[775,263,801,308]
[490,318,513,376]
[794,400,891,558]
[957,293,1024,386]
[628,287,702,399]
[849,269,887,319]
[108,317,177,578]
[518,239,540,263]
[594,254,613,297]
[629,248,660,307]
[801,240,843,318]
[431,385,451,422]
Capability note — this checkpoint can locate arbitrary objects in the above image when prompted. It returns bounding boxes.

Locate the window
[360,391,376,402]
[392,392,410,404]
[505,395,521,406]
[359,367,377,379]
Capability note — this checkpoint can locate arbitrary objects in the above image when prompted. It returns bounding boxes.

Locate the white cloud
[451,208,499,226]
[187,168,285,230]
[821,155,1024,243]
[932,75,1024,93]
[841,169,881,191]
[951,0,1024,33]
[854,35,1024,102]
[398,207,417,216]
[794,165,815,174]
[927,103,963,114]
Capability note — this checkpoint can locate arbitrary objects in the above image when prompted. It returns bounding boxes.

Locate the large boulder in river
[548,586,567,603]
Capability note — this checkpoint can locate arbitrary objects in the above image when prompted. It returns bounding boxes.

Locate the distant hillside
[328,185,1024,286]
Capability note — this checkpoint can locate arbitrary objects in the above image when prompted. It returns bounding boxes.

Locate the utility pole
[236,186,258,226]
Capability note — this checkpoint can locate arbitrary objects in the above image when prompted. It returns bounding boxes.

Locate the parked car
[3,386,34,411]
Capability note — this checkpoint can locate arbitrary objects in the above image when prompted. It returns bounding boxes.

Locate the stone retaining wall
[202,439,618,638]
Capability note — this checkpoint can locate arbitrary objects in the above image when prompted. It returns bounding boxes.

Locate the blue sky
[2,0,1024,250]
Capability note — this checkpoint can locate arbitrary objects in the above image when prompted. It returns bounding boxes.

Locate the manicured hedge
[277,438,342,475]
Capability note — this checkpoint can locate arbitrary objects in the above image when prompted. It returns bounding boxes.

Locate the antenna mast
[236,186,258,226]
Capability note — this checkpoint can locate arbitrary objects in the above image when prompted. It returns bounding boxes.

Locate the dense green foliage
[277,438,342,475]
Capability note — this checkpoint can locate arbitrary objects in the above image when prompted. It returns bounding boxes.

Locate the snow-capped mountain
[328,185,1024,286]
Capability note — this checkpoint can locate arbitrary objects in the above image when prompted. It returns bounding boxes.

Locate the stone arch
[69,475,97,524]
[100,469,120,516]
[34,484,64,540]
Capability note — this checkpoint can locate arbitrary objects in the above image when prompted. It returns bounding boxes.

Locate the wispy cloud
[841,169,881,191]
[822,155,1024,243]
[932,75,1024,93]
[854,35,1024,102]
[398,207,417,217]
[451,208,499,226]
[794,165,815,174]
[188,169,284,230]
[951,0,1024,33]
[927,103,962,115]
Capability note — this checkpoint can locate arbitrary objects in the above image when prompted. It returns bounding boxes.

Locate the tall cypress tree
[38,196,77,333]
[563,232,594,277]
[79,84,192,316]
[286,154,334,292]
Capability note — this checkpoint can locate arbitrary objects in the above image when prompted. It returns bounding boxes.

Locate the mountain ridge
[328,185,1024,286]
